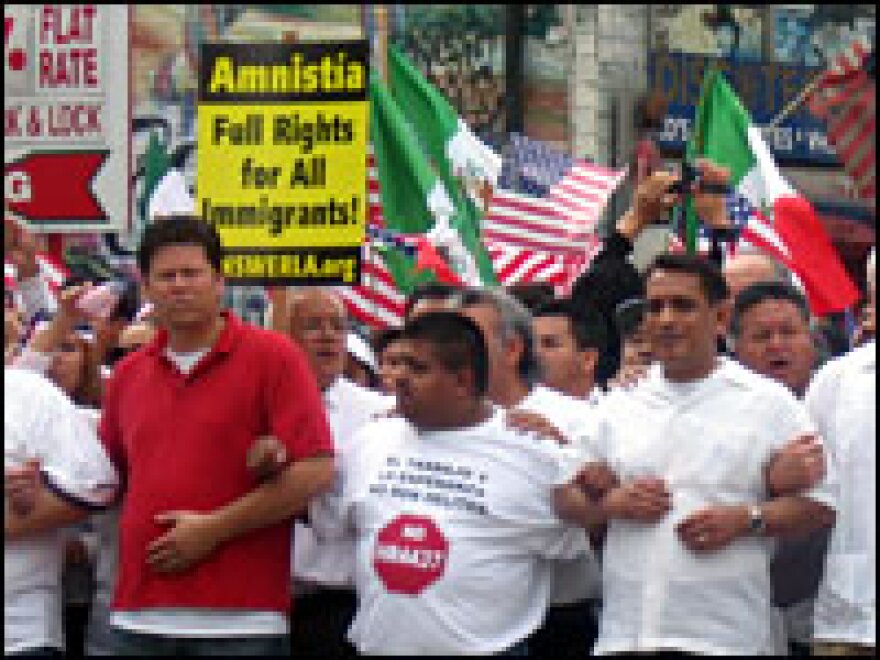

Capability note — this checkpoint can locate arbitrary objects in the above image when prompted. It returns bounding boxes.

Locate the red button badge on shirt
[373,514,449,596]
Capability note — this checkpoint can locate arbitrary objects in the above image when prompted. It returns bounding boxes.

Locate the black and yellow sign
[197,41,368,285]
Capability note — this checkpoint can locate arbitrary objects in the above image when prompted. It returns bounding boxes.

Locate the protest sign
[197,41,368,285]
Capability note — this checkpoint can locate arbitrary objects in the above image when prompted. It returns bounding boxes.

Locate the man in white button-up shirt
[282,288,392,656]
[585,253,837,656]
[809,249,875,656]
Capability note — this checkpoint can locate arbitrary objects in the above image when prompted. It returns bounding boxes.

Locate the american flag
[484,134,623,294]
[338,143,614,328]
[808,37,875,204]
[668,191,792,265]
[336,151,408,328]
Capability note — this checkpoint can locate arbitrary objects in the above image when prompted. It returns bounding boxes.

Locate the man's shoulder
[520,386,592,423]
[5,366,68,403]
[719,359,801,412]
[233,322,310,370]
[807,342,874,399]
[335,378,394,414]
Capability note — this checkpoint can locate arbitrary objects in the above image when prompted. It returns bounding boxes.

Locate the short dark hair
[535,299,607,353]
[373,327,404,357]
[646,253,729,304]
[399,311,489,397]
[731,281,811,338]
[137,215,224,276]
[404,281,460,318]
[507,283,555,314]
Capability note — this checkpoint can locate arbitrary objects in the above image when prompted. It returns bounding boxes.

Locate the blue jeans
[110,627,291,656]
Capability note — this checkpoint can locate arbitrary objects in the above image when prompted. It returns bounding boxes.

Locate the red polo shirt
[100,311,334,613]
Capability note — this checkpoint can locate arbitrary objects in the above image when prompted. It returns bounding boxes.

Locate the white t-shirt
[808,341,875,646]
[4,368,119,654]
[516,385,601,605]
[332,410,584,655]
[587,358,837,656]
[293,377,392,588]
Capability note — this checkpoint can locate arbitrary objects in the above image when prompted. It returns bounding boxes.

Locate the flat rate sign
[197,41,368,285]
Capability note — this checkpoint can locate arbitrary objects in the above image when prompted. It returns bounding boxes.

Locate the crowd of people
[4,162,875,657]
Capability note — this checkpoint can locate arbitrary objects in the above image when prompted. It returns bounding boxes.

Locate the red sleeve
[98,373,127,475]
[264,333,335,462]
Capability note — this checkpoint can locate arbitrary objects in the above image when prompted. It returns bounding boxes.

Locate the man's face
[735,299,815,394]
[379,340,406,395]
[535,315,590,396]
[394,338,470,427]
[142,244,224,331]
[645,270,727,376]
[460,304,515,400]
[622,323,653,370]
[288,292,346,390]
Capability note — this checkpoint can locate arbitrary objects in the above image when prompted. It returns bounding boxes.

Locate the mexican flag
[387,45,499,286]
[687,69,860,316]
[369,73,474,289]
[370,73,453,236]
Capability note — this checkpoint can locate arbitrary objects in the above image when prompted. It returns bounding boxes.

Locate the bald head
[724,253,786,301]
[287,288,348,389]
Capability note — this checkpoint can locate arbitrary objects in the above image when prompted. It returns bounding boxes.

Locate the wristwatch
[748,504,766,535]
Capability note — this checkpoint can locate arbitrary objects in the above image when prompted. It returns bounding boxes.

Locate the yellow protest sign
[197,41,368,285]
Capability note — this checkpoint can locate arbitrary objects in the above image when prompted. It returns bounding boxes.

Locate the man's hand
[766,434,825,497]
[147,511,221,574]
[600,477,671,523]
[505,409,568,445]
[608,364,650,391]
[692,158,731,230]
[617,170,681,240]
[676,504,750,554]
[5,459,41,516]
[246,435,290,483]
[577,462,619,500]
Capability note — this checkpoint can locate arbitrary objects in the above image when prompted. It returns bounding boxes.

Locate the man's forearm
[554,483,605,530]
[5,487,90,540]
[762,496,835,539]
[207,455,334,547]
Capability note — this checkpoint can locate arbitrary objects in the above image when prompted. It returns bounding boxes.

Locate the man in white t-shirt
[809,248,875,656]
[5,368,119,656]
[326,311,596,655]
[453,287,602,655]
[585,253,837,655]
[280,288,392,656]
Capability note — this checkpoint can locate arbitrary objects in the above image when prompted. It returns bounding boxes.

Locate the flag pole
[769,73,825,128]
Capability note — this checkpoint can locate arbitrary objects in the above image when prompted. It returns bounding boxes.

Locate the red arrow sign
[5,151,109,224]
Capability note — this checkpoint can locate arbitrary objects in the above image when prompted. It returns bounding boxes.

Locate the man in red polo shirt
[99,215,335,656]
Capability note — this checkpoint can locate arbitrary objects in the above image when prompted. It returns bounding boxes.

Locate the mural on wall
[523,5,569,150]
[395,5,508,149]
[651,4,764,62]
[773,5,875,66]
